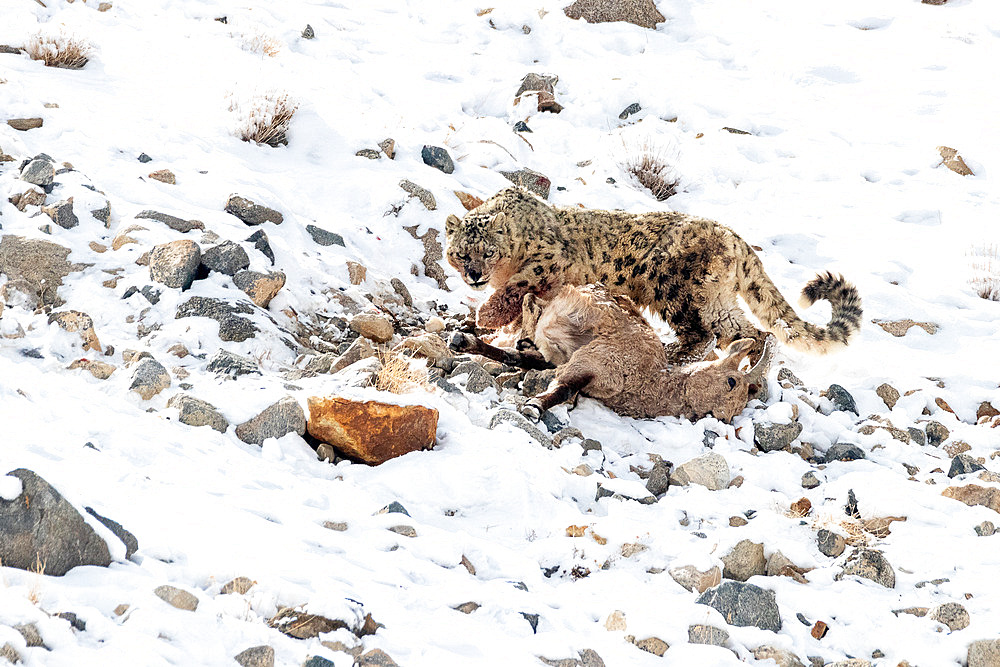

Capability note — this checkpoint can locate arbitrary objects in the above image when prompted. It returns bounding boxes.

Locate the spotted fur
[445,187,862,362]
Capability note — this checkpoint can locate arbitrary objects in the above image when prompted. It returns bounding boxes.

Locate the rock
[356,649,399,667]
[840,549,895,588]
[540,649,606,667]
[201,240,250,276]
[632,637,668,657]
[925,420,949,446]
[149,240,201,290]
[645,460,672,495]
[825,661,872,667]
[350,312,395,343]
[225,195,283,226]
[307,397,438,464]
[9,186,46,211]
[233,270,285,308]
[619,102,641,120]
[388,524,416,537]
[84,506,138,559]
[949,453,986,478]
[845,488,860,517]
[379,138,396,159]
[563,0,665,29]
[604,610,626,631]
[722,539,766,582]
[942,484,1000,513]
[135,210,204,233]
[399,179,436,210]
[346,261,367,285]
[154,585,198,611]
[802,471,821,489]
[454,601,481,614]
[670,452,731,490]
[20,157,55,186]
[235,645,274,667]
[765,551,809,583]
[872,318,939,337]
[937,146,973,176]
[753,646,806,667]
[148,169,175,184]
[302,658,335,667]
[908,427,926,446]
[489,408,553,448]
[390,278,413,306]
[91,202,111,225]
[355,148,380,159]
[876,383,900,409]
[977,402,1000,421]
[306,224,345,247]
[221,576,255,595]
[207,350,260,378]
[975,521,996,536]
[522,368,556,396]
[817,529,846,558]
[268,607,364,639]
[669,564,722,593]
[968,640,1000,667]
[499,167,552,199]
[0,236,89,308]
[0,469,112,575]
[826,384,858,414]
[513,120,532,132]
[49,310,102,352]
[514,73,563,113]
[8,118,43,131]
[130,357,171,400]
[402,224,449,290]
[453,190,484,211]
[730,515,748,527]
[13,623,43,648]
[755,421,803,452]
[928,602,969,631]
[236,396,306,446]
[307,337,375,375]
[450,360,498,394]
[421,145,454,174]
[176,296,259,342]
[40,198,79,229]
[695,581,782,632]
[167,394,228,432]
[824,443,866,463]
[68,358,116,379]
[246,229,276,264]
[688,624,729,646]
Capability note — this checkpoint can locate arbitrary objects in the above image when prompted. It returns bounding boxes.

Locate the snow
[2,0,1000,666]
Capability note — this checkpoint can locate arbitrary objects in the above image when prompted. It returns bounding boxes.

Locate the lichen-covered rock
[421,145,454,174]
[0,235,88,308]
[350,312,395,343]
[669,564,722,593]
[670,452,731,490]
[201,240,250,276]
[563,0,665,29]
[722,539,766,582]
[817,529,846,557]
[942,484,1000,514]
[695,581,782,632]
[225,195,283,225]
[176,297,259,342]
[135,210,204,233]
[49,310,102,352]
[234,270,285,308]
[149,240,201,290]
[154,585,198,611]
[84,506,138,560]
[928,602,970,631]
[500,168,552,199]
[399,179,436,210]
[839,549,895,588]
[752,646,805,667]
[167,394,229,432]
[130,357,171,400]
[20,156,55,186]
[688,624,729,647]
[234,645,274,667]
[754,421,803,452]
[968,640,1000,667]
[235,396,306,445]
[307,397,438,464]
[306,224,344,247]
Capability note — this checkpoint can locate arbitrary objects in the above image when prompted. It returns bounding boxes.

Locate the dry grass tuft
[371,349,430,395]
[968,243,1000,301]
[229,90,298,147]
[618,139,680,201]
[240,29,282,57]
[25,30,93,69]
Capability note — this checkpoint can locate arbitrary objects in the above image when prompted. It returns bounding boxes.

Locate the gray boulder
[84,506,138,559]
[129,357,171,400]
[20,157,55,186]
[167,394,229,433]
[135,210,204,233]
[755,422,803,452]
[696,581,781,632]
[200,241,250,276]
[305,224,344,247]
[0,235,89,308]
[149,240,201,290]
[839,549,895,588]
[225,195,283,226]
[176,297,259,342]
[235,396,306,445]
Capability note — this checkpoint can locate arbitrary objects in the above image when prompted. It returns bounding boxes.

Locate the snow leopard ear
[491,212,507,228]
[445,214,461,236]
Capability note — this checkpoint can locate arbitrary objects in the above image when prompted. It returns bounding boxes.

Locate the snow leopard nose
[467,268,482,283]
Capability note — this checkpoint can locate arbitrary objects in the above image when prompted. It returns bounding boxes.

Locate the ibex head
[681,336,775,423]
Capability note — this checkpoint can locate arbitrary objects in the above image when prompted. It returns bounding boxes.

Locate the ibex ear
[720,338,755,370]
[445,214,461,236]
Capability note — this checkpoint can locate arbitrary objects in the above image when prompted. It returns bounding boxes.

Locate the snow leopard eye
[484,248,496,258]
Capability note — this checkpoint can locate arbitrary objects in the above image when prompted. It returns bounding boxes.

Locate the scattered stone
[513,120,532,132]
[129,357,171,400]
[802,471,821,489]
[8,118,43,131]
[167,394,228,432]
[824,443,866,463]
[645,460,672,496]
[817,529,846,558]
[790,497,812,516]
[968,639,1000,667]
[670,452,731,490]
[688,624,729,646]
[825,660,871,667]
[355,148,380,159]
[949,453,986,478]
[201,240,249,276]
[154,585,198,611]
[669,564,722,593]
[68,358,116,379]
[500,167,551,199]
[148,169,175,185]
[399,179,436,210]
[908,427,926,446]
[514,72,563,113]
[137,153,153,163]
[876,383,900,409]
[872,318,939,337]
[755,421,803,452]
[233,270,286,308]
[346,261,367,285]
[722,539,766,582]
[301,657,335,667]
[306,224,345,247]
[41,198,79,229]
[389,525,417,538]
[356,649,399,666]
[975,520,996,536]
[13,623,43,648]
[49,310,101,352]
[221,576,255,595]
[937,146,973,176]
[454,601,481,614]
[845,488,861,517]
[246,229,276,264]
[454,190,484,211]
[20,156,55,186]
[149,240,201,290]
[235,645,274,667]
[766,551,809,583]
[9,186,46,211]
[55,612,86,631]
[402,224,449,290]
[928,602,970,631]
[977,402,1000,421]
[379,138,396,159]
[826,384,858,414]
[176,297,258,342]
[236,396,306,446]
[0,236,91,309]
[753,646,805,667]
[349,312,395,343]
[268,608,351,639]
[839,549,895,588]
[489,408,552,448]
[91,202,111,226]
[619,102,641,120]
[421,145,454,174]
[942,484,1000,514]
[307,397,438,464]
[729,515,748,527]
[84,506,138,559]
[300,24,315,39]
[225,195,283,226]
[563,0,664,28]
[696,581,782,631]
[925,421,950,446]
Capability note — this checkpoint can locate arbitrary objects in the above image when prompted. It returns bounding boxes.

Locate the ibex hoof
[520,400,543,422]
[448,332,474,352]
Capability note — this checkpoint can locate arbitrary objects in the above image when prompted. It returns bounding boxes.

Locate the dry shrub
[371,349,430,395]
[968,243,1000,301]
[618,139,680,201]
[229,90,298,147]
[240,29,282,57]
[24,30,93,69]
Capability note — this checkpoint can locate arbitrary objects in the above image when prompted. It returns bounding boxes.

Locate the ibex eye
[727,377,737,389]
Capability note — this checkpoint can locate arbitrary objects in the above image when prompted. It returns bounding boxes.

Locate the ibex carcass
[451,284,774,423]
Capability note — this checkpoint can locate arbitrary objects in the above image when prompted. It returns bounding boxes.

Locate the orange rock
[454,191,484,211]
[942,484,1000,514]
[790,497,812,516]
[307,396,438,465]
